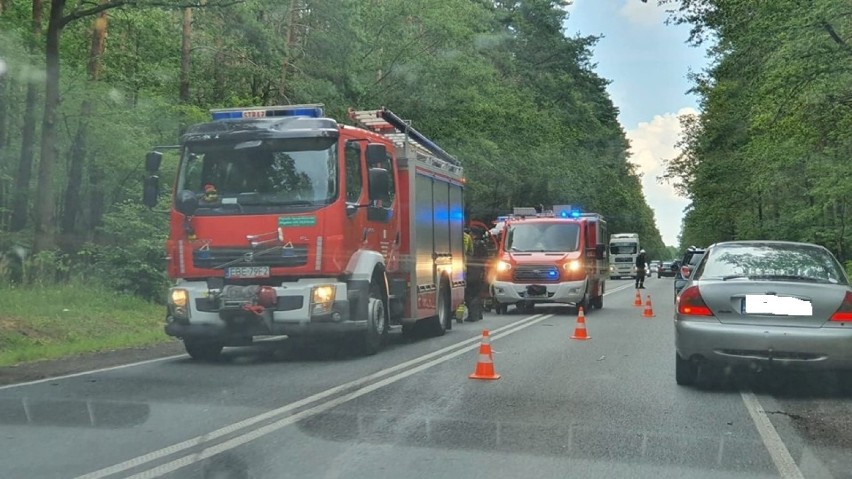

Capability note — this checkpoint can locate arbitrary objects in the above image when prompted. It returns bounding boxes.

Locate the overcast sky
[563,0,710,246]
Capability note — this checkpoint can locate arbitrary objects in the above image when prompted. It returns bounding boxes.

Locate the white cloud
[626,107,697,246]
[618,0,667,27]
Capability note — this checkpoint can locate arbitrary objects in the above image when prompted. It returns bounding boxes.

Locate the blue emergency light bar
[210,104,324,121]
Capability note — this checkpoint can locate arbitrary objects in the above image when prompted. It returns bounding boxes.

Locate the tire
[428,280,451,337]
[575,293,589,314]
[359,273,389,355]
[675,353,698,386]
[495,303,508,315]
[591,294,603,309]
[184,339,224,361]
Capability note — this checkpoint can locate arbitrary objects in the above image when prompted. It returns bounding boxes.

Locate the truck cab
[489,206,607,314]
[609,233,640,279]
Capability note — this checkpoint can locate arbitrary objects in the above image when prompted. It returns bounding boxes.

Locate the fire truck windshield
[177,137,338,212]
[505,223,580,253]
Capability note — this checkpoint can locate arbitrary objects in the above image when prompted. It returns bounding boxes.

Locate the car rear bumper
[676,319,852,370]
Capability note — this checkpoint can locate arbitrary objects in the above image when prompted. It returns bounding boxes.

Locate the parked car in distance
[674,248,705,300]
[674,240,852,386]
[649,260,661,277]
[658,261,676,278]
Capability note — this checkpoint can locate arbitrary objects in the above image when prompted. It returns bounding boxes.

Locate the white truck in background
[609,233,640,279]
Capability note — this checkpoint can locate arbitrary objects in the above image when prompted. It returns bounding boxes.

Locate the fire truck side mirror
[368,168,391,204]
[142,175,160,208]
[365,143,387,165]
[595,244,606,260]
[145,151,163,173]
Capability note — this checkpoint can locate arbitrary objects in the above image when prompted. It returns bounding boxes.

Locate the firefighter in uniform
[464,227,488,322]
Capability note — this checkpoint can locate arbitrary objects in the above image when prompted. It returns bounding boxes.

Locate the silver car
[675,240,852,386]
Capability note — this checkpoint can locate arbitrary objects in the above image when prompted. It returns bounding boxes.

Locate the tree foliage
[663,0,852,259]
[0,0,668,292]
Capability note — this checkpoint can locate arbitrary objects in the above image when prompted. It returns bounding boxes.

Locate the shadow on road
[694,366,852,399]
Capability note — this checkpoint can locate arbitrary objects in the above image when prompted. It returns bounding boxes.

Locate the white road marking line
[74,314,545,479]
[4,283,633,393]
[125,314,556,479]
[0,355,187,391]
[740,391,805,479]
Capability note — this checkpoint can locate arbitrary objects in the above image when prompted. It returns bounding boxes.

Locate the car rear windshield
[696,243,848,284]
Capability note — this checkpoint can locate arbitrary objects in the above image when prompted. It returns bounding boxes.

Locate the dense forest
[0,0,667,299]
[663,0,852,260]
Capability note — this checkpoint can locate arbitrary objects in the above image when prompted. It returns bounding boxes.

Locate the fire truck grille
[193,246,309,269]
[513,265,560,282]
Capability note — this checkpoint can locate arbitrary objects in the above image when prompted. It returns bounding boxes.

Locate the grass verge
[0,284,168,367]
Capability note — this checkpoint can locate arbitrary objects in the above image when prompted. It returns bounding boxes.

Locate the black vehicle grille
[193,245,309,269]
[513,265,560,282]
[614,257,633,263]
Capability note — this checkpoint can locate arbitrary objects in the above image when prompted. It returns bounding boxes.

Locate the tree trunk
[277,0,299,103]
[179,6,192,103]
[61,9,107,240]
[10,0,44,232]
[33,0,64,253]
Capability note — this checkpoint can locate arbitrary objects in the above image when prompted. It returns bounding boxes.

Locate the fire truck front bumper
[491,279,588,305]
[164,279,371,342]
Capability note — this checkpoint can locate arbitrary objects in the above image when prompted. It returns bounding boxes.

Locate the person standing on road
[464,228,488,322]
[635,249,648,289]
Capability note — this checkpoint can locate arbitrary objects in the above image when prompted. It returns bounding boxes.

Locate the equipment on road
[634,289,643,307]
[145,105,465,359]
[642,295,656,318]
[489,205,608,315]
[609,233,640,279]
[469,329,501,380]
[570,307,591,340]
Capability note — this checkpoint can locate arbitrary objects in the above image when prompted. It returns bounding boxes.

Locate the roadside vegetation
[0,283,167,366]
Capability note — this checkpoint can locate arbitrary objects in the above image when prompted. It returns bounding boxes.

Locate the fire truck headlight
[170,289,189,307]
[563,260,582,272]
[311,285,336,304]
[496,261,512,272]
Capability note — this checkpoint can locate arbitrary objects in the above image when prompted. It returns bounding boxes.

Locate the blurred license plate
[526,285,547,297]
[743,295,812,316]
[225,266,270,279]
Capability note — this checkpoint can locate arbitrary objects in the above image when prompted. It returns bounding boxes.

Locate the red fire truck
[489,206,608,314]
[142,105,465,359]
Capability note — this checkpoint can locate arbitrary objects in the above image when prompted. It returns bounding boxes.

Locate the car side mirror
[368,168,391,204]
[145,151,163,173]
[680,265,691,278]
[366,143,387,166]
[142,175,160,208]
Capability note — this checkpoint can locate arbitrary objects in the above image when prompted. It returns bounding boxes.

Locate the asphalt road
[2,278,851,479]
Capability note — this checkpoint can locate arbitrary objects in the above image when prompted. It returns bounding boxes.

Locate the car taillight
[677,285,712,316]
[829,291,852,322]
[680,265,691,278]
[258,286,277,308]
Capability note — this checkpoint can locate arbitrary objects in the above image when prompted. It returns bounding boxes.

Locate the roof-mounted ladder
[348,108,461,168]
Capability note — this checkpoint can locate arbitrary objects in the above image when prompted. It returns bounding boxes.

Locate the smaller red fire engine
[489,206,608,314]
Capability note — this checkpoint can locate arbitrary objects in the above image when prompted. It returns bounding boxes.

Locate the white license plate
[743,295,812,316]
[225,266,270,279]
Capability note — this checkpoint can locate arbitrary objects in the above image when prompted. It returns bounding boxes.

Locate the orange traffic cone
[642,295,656,318]
[633,289,643,307]
[570,307,591,340]
[469,330,501,380]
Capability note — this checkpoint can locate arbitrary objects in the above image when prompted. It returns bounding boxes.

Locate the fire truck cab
[142,105,465,360]
[489,206,608,314]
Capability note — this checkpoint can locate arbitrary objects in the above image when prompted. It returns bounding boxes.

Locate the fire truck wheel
[591,294,603,309]
[359,277,389,355]
[428,281,451,337]
[183,339,223,361]
[576,294,589,314]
